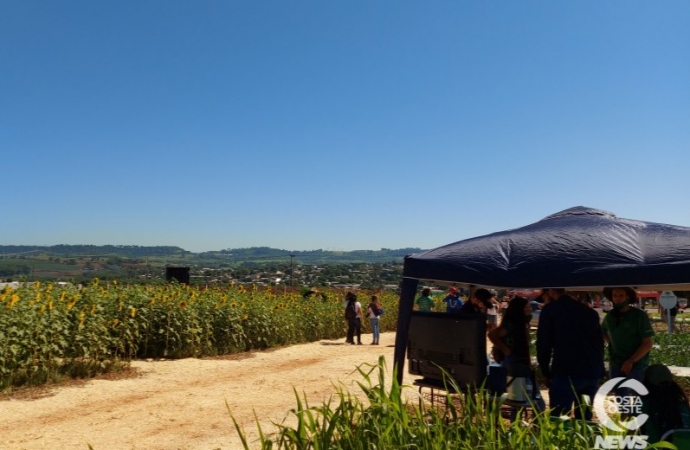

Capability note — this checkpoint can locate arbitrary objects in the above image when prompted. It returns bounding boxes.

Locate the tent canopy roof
[403,206,690,291]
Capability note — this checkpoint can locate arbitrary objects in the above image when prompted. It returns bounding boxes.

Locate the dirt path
[0,332,420,450]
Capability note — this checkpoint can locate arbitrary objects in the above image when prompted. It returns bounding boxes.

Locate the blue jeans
[549,376,600,420]
[369,317,380,343]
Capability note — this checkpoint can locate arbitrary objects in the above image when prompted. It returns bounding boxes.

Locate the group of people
[418,286,508,333]
[415,284,688,442]
[351,285,689,442]
[529,287,657,420]
[485,286,688,443]
[416,286,497,318]
[343,292,384,345]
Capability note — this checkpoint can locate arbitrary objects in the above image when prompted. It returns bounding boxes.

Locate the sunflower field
[0,280,399,390]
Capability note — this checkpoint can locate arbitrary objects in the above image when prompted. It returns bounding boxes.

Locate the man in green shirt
[601,286,655,382]
[415,288,435,312]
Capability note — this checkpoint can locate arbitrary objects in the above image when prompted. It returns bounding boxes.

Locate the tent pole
[393,277,419,385]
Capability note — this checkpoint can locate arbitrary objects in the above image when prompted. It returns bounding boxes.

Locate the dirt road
[0,332,419,450]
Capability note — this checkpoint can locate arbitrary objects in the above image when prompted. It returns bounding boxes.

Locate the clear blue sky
[2,2,688,253]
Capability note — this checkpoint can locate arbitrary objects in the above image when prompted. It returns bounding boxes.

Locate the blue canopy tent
[393,206,690,383]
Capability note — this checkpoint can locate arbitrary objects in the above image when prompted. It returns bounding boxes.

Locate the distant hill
[0,245,424,264]
[199,247,424,264]
[0,245,191,258]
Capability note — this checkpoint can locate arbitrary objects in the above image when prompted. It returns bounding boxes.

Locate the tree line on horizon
[0,245,425,265]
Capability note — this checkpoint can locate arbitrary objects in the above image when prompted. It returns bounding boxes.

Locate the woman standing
[489,296,532,370]
[488,296,544,410]
[367,295,383,345]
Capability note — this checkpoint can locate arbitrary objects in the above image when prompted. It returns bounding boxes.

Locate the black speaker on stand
[165,266,190,285]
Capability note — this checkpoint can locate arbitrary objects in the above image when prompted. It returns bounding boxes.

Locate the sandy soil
[0,332,421,450]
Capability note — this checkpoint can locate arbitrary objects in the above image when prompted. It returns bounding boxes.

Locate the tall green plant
[0,281,400,389]
[230,357,670,449]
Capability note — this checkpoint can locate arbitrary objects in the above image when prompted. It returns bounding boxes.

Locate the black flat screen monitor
[407,311,487,389]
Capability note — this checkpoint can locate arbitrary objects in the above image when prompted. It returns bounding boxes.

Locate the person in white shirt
[486,294,500,330]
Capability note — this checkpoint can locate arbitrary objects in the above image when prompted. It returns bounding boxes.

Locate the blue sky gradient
[2,2,689,252]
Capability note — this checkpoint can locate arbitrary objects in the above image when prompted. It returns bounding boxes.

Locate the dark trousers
[549,376,600,420]
[346,318,361,344]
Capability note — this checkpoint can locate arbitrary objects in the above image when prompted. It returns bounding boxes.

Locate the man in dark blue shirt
[536,288,605,420]
[459,288,492,315]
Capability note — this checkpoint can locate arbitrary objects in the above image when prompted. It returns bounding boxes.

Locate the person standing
[489,296,545,411]
[344,292,363,345]
[367,295,383,345]
[601,287,655,382]
[534,289,550,307]
[458,288,493,315]
[500,296,510,317]
[536,288,605,420]
[666,304,680,333]
[415,288,435,312]
[442,287,463,313]
[489,296,532,370]
[486,294,500,330]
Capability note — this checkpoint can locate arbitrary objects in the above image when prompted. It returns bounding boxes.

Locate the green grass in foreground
[229,357,677,450]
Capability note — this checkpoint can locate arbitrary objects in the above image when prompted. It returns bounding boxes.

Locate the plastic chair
[661,428,690,450]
